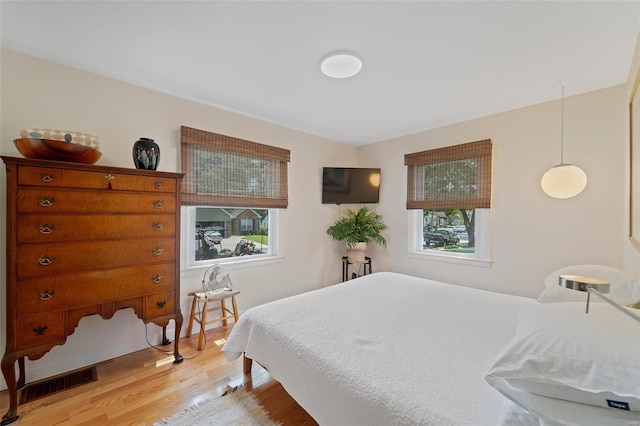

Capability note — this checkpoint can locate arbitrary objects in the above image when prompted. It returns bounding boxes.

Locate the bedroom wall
[0,49,356,390]
[358,85,627,299]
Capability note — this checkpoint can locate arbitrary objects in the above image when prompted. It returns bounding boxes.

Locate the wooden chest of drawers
[1,156,184,425]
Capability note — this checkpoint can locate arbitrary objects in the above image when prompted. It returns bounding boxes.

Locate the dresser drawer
[18,165,176,193]
[16,214,176,242]
[17,188,176,213]
[145,291,176,320]
[17,264,176,315]
[16,313,65,350]
[17,237,176,278]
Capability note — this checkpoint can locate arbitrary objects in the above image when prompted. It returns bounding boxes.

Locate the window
[181,126,289,264]
[405,140,492,262]
[240,218,253,232]
[192,207,271,261]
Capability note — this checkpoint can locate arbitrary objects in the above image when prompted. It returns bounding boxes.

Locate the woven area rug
[154,387,281,426]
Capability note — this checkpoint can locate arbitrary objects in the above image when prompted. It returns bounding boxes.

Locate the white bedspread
[223,272,537,425]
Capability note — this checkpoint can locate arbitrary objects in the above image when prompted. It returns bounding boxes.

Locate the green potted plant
[326,206,387,262]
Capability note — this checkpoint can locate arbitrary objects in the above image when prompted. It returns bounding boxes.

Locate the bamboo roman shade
[405,139,492,209]
[180,126,290,208]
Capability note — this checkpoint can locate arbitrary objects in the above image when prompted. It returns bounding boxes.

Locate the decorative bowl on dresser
[13,138,103,164]
[0,156,184,426]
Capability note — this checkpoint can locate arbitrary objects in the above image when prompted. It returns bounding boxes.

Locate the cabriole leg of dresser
[173,312,184,364]
[1,353,20,425]
[161,326,171,346]
[16,356,25,390]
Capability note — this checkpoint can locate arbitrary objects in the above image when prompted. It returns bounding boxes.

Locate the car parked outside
[425,229,459,247]
[203,230,222,245]
[457,232,469,247]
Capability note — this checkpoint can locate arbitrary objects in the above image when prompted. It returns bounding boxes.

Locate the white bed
[222,271,640,425]
[223,272,536,425]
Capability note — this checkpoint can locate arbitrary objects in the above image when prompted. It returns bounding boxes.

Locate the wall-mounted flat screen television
[322,167,381,204]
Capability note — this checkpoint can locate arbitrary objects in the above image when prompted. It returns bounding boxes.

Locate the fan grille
[202,265,233,294]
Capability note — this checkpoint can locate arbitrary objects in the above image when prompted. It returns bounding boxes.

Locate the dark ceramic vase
[132,137,160,170]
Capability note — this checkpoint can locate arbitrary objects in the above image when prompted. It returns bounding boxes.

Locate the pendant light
[540,84,587,199]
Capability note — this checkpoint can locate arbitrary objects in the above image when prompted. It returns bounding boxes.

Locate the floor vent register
[19,366,97,404]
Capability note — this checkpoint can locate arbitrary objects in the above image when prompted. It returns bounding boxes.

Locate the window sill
[407,251,493,268]
[185,254,285,272]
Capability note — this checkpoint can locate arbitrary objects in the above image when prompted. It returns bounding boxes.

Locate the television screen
[322,167,381,204]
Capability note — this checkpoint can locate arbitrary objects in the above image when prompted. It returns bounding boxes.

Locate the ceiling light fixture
[320,51,362,79]
[540,83,587,199]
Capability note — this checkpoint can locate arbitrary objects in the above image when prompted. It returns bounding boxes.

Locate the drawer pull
[33,326,48,335]
[153,247,164,255]
[39,173,53,182]
[152,200,165,209]
[37,255,55,266]
[156,300,166,309]
[38,197,55,207]
[154,181,164,189]
[152,275,163,283]
[152,222,164,230]
[39,290,56,300]
[38,224,55,234]
[105,174,115,189]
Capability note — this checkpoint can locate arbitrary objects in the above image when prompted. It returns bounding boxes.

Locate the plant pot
[346,242,367,263]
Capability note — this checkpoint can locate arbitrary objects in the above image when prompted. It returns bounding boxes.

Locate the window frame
[182,206,281,269]
[408,209,492,266]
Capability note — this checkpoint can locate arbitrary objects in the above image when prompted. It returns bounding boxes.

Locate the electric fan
[202,264,233,295]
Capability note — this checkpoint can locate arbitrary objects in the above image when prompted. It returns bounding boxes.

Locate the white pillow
[496,382,640,426]
[486,303,640,425]
[537,264,640,306]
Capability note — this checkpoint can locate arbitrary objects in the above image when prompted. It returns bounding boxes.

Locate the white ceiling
[1,1,639,146]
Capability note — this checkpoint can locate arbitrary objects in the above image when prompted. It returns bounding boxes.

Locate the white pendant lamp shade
[541,83,588,199]
[540,164,587,199]
[321,52,362,79]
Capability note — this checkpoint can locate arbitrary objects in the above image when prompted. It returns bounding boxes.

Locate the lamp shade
[540,164,587,199]
[558,275,610,293]
[558,274,640,324]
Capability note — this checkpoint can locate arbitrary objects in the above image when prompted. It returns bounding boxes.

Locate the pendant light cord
[540,81,587,198]
[560,84,565,165]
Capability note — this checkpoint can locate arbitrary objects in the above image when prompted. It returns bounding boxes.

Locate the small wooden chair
[186,289,240,350]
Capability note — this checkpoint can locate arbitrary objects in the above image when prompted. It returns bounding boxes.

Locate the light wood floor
[0,325,318,425]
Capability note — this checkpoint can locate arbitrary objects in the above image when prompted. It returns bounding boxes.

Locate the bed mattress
[223,272,537,425]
